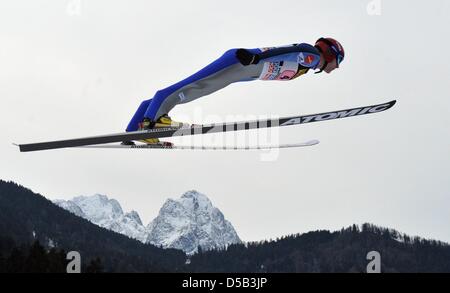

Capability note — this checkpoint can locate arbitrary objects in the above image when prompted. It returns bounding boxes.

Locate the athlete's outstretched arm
[236,43,320,67]
[258,43,319,60]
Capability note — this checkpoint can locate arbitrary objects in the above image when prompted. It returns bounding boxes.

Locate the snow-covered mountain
[53,191,241,255]
[53,194,147,242]
[146,190,241,255]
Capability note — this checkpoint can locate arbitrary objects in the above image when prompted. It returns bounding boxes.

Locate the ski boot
[120,119,159,146]
[138,115,185,146]
[121,115,185,146]
[154,114,186,129]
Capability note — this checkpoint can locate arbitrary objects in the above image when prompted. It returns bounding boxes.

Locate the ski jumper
[126,43,321,132]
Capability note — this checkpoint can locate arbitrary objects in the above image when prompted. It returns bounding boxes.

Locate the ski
[78,140,320,150]
[17,100,396,152]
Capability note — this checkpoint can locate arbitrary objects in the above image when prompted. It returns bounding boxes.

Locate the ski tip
[385,99,397,108]
[13,143,29,152]
[13,143,26,152]
[308,140,320,145]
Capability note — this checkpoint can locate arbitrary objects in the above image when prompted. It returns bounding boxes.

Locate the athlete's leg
[153,60,263,119]
[143,49,247,120]
[125,98,152,132]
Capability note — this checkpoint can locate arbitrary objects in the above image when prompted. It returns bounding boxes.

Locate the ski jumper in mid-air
[124,37,345,146]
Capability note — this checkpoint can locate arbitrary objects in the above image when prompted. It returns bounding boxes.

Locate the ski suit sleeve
[257,43,321,69]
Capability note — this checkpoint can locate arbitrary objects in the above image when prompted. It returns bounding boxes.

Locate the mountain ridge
[146,190,241,254]
[53,190,241,254]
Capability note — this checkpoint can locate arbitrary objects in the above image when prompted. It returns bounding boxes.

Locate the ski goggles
[335,52,344,67]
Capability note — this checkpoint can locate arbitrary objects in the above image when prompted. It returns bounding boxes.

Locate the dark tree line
[0,237,103,273]
[187,223,450,273]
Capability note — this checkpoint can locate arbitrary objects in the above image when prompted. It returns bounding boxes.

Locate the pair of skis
[81,140,321,150]
[16,100,396,152]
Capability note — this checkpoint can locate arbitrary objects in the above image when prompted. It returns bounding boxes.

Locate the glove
[236,49,260,66]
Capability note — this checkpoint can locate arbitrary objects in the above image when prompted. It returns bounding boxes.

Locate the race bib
[259,61,299,81]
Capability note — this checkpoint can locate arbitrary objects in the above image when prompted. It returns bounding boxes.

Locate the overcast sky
[1,0,449,243]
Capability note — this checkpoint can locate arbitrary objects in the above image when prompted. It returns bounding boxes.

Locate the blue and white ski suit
[126,43,320,132]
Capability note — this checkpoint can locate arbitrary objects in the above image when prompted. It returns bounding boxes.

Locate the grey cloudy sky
[1,0,449,242]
